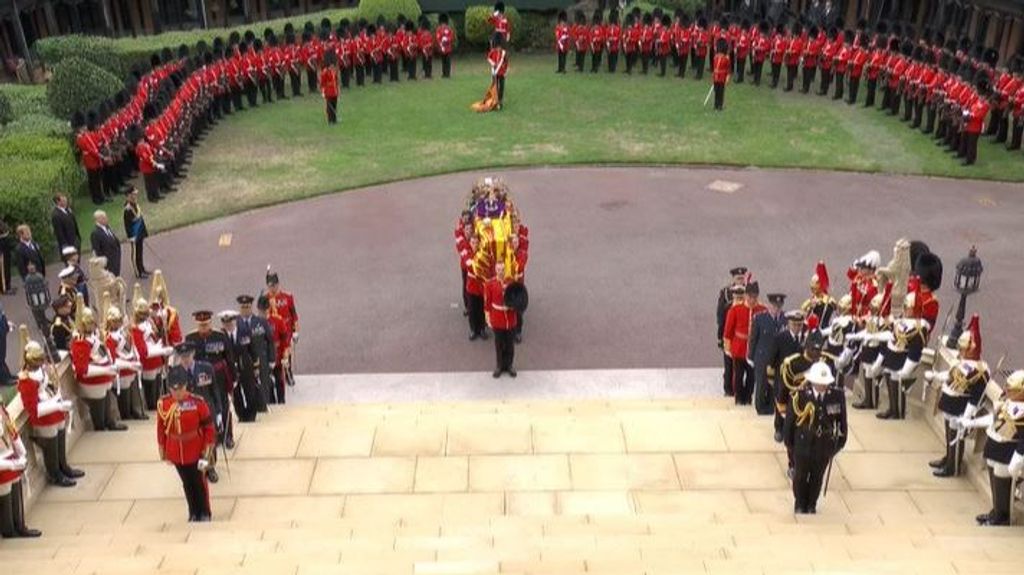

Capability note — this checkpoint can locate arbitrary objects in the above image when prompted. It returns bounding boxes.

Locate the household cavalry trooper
[1,399,41,538]
[104,300,146,421]
[801,261,836,328]
[960,370,1024,526]
[925,315,987,478]
[157,366,217,522]
[15,325,83,488]
[68,293,122,431]
[820,294,859,383]
[777,331,835,473]
[784,361,847,515]
[748,292,787,417]
[849,293,889,410]
[868,284,930,421]
[131,284,174,411]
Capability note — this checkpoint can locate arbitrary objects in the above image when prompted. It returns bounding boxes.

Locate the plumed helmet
[957,314,982,360]
[838,294,853,313]
[810,261,830,293]
[106,305,124,325]
[856,250,881,270]
[1006,370,1024,393]
[19,325,45,368]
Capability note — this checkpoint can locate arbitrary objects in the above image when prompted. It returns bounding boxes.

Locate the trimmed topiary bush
[46,57,124,120]
[516,12,553,51]
[358,0,422,24]
[35,34,130,79]
[464,5,522,49]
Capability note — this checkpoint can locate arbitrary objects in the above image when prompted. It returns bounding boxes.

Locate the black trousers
[731,357,753,404]
[129,234,146,276]
[326,97,338,124]
[232,88,244,111]
[996,114,1010,143]
[847,76,860,105]
[0,246,12,293]
[641,53,650,74]
[261,79,273,103]
[734,58,745,83]
[657,54,667,77]
[923,104,937,134]
[355,65,365,87]
[608,51,618,73]
[792,454,831,512]
[693,54,705,79]
[785,64,797,91]
[407,59,417,80]
[819,69,833,95]
[833,73,845,100]
[493,328,515,372]
[770,62,781,87]
[467,294,485,336]
[86,395,109,430]
[864,78,877,107]
[442,54,452,77]
[341,68,351,89]
[912,99,925,128]
[938,420,965,475]
[175,463,211,520]
[273,75,286,99]
[557,51,567,73]
[306,68,318,92]
[677,52,688,78]
[575,51,586,72]
[87,169,104,204]
[142,374,162,410]
[963,132,980,165]
[986,110,1002,136]
[372,62,383,84]
[801,66,815,93]
[1009,122,1023,150]
[751,60,763,85]
[143,171,161,201]
[625,52,636,74]
[289,71,302,96]
[245,83,258,107]
[753,363,773,416]
[422,55,433,78]
[496,76,505,105]
[592,51,603,73]
[902,94,914,121]
[460,268,469,311]
[722,352,734,396]
[713,82,725,110]
[389,59,399,82]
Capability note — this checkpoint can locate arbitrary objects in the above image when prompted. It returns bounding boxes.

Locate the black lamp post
[23,269,58,362]
[946,246,983,350]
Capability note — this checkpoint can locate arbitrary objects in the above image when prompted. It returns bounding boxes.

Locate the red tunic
[17,369,66,428]
[723,303,765,359]
[267,290,299,334]
[484,278,517,330]
[157,393,216,465]
[713,53,731,84]
[0,405,23,486]
[555,23,570,53]
[77,131,103,171]
[320,67,338,98]
[436,25,455,55]
[70,335,114,397]
[132,323,166,373]
[488,47,508,77]
[965,97,990,134]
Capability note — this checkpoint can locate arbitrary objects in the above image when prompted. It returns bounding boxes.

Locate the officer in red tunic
[962,74,992,166]
[16,327,82,488]
[723,282,766,405]
[573,11,589,73]
[712,38,731,111]
[436,13,455,78]
[487,33,509,110]
[484,261,518,378]
[158,367,217,522]
[554,11,570,73]
[0,401,41,538]
[320,52,339,125]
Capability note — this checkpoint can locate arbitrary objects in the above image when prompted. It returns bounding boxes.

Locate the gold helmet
[74,293,96,334]
[132,282,150,317]
[1006,370,1024,393]
[149,270,170,308]
[19,325,45,370]
[837,294,853,313]
[106,305,124,325]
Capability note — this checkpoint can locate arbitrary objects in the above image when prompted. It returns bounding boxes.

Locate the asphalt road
[3,166,1021,376]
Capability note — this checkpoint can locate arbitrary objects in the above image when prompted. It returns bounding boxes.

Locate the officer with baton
[784,361,847,514]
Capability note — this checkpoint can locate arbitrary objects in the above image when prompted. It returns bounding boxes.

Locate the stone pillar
[149,0,161,33]
[127,0,143,37]
[140,0,154,35]
[43,2,59,35]
[33,8,48,37]
[8,0,33,69]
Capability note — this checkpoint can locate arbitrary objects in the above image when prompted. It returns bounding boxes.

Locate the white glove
[12,457,27,471]
[1009,452,1024,477]
[896,361,919,381]
[960,413,993,430]
[156,162,166,171]
[216,414,223,428]
[924,370,935,382]
[949,416,963,431]
[846,331,867,343]
[746,358,754,368]
[963,403,979,419]
[197,459,210,472]
[0,458,19,471]
[161,347,174,357]
[292,333,299,344]
[875,331,895,344]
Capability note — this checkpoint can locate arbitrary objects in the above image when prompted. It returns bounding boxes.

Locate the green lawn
[110,53,1024,234]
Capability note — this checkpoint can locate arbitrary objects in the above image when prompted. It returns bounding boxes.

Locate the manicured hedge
[0,86,82,260]
[34,34,131,79]
[359,0,422,23]
[46,57,125,120]
[464,5,522,48]
[516,11,552,51]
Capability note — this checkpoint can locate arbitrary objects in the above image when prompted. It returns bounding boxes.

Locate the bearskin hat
[914,252,943,292]
[504,282,529,312]
[494,1,505,13]
[439,12,450,24]
[593,9,603,23]
[759,20,770,34]
[611,10,621,24]
[844,29,854,43]
[243,29,256,42]
[303,20,314,33]
[71,110,85,130]
[284,22,294,35]
[661,14,671,26]
[901,39,913,57]
[976,70,993,96]
[856,18,867,31]
[983,47,999,67]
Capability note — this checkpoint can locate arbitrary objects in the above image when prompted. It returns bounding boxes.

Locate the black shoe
[514,334,522,344]
[207,468,219,483]
[983,516,1009,526]
[48,475,76,488]
[480,332,489,341]
[851,400,873,410]
[508,369,517,378]
[107,423,128,431]
[15,526,42,538]
[773,431,783,443]
[976,511,994,525]
[807,506,817,514]
[492,370,502,378]
[196,514,212,522]
[932,467,955,478]
[876,411,893,420]
[61,466,85,479]
[225,436,235,450]
[469,332,478,341]
[928,457,947,469]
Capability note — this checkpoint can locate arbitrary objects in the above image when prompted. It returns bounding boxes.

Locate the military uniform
[0,402,41,538]
[221,312,260,422]
[747,294,786,416]
[238,295,277,411]
[784,368,847,514]
[717,267,748,396]
[186,312,236,448]
[157,372,217,522]
[723,282,766,405]
[871,317,928,420]
[50,311,74,352]
[123,196,149,279]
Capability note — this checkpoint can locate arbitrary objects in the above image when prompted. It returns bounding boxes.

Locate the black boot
[41,437,75,487]
[876,378,897,419]
[852,377,875,409]
[11,482,41,538]
[0,493,15,538]
[57,429,85,479]
[987,474,1013,526]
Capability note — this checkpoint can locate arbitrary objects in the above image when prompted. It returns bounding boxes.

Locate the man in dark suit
[0,302,13,384]
[0,221,16,294]
[90,210,122,277]
[50,194,81,258]
[237,295,277,411]
[14,225,46,281]
[747,293,787,416]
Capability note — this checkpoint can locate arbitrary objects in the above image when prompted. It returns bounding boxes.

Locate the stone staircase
[2,391,1020,575]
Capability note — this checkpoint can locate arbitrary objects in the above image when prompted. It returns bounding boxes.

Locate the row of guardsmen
[717,246,1024,523]
[4,267,299,531]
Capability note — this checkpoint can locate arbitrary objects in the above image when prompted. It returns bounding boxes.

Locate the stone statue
[877,238,911,318]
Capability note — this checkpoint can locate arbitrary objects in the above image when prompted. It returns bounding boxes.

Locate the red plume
[815,261,830,294]
[965,314,982,360]
[807,314,820,330]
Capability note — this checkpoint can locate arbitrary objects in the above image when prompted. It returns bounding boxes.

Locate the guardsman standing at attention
[158,367,217,522]
[960,370,1024,526]
[590,10,606,73]
[0,399,41,538]
[437,13,455,78]
[712,38,731,111]
[723,282,765,405]
[123,187,150,280]
[16,325,82,488]
[573,11,589,73]
[555,11,570,73]
[320,52,339,125]
[606,10,621,74]
[489,1,510,43]
[748,293,786,416]
[925,315,986,478]
[784,361,847,515]
[488,33,509,111]
[69,295,121,431]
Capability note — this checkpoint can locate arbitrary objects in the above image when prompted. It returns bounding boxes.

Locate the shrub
[646,0,703,14]
[0,113,70,138]
[0,92,11,126]
[46,57,124,120]
[35,35,129,78]
[516,12,553,51]
[0,84,51,117]
[464,5,522,49]
[358,0,422,23]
